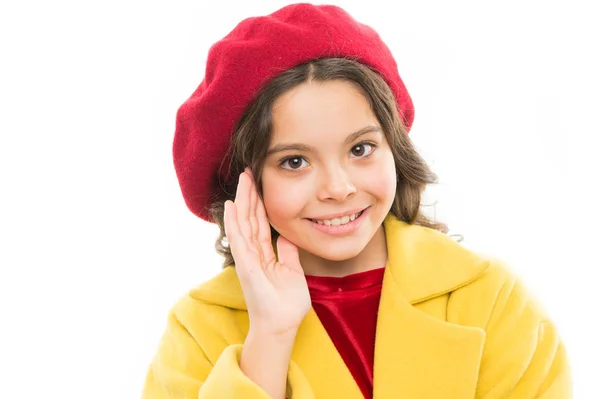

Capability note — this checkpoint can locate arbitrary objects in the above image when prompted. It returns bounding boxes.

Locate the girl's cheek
[262,172,310,220]
[355,154,397,198]
[377,159,397,197]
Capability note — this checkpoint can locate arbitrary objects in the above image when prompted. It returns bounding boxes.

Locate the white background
[1,0,598,397]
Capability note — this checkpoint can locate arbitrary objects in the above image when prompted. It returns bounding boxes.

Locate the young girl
[142,4,571,398]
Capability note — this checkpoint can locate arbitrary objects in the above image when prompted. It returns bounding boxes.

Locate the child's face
[261,80,397,262]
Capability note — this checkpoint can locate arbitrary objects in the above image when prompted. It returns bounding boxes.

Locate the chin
[303,239,367,262]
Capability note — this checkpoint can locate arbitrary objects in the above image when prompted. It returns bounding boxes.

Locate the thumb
[276,235,301,270]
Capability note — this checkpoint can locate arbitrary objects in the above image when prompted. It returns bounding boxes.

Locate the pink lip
[305,207,369,236]
[308,207,367,221]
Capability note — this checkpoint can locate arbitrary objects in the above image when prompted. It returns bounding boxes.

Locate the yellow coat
[142,214,571,398]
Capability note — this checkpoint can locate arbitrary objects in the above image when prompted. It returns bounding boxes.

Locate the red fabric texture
[172,3,414,221]
[305,267,385,399]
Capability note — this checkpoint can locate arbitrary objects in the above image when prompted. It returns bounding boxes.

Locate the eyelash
[278,141,378,171]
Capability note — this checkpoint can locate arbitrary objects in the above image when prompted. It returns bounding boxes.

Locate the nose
[316,162,357,202]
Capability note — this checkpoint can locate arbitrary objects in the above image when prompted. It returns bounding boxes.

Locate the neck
[298,224,388,277]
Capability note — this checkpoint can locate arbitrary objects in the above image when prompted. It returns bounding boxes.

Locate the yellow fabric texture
[142,214,571,398]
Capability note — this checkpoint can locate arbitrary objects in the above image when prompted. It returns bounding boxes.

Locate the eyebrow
[266,125,383,157]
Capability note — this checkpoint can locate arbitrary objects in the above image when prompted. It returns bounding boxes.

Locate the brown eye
[351,145,365,157]
[350,142,375,158]
[280,156,308,170]
[287,158,302,169]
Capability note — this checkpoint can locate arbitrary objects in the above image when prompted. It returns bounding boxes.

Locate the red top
[305,267,386,399]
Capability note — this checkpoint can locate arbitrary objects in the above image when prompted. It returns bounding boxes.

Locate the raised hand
[224,167,311,336]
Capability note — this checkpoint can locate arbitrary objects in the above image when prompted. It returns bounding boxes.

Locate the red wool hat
[173,3,414,222]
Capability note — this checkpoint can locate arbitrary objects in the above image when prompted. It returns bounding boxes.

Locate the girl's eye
[279,142,376,171]
[350,142,376,158]
[280,156,308,170]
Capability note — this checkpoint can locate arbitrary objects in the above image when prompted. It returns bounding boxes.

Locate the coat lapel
[290,308,364,398]
[371,215,490,398]
[372,265,487,398]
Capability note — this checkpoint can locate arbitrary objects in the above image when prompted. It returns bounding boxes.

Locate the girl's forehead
[271,81,378,142]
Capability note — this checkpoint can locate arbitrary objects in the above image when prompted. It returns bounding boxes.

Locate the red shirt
[305,267,385,399]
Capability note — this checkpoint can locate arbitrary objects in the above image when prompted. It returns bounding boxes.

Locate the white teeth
[312,211,362,226]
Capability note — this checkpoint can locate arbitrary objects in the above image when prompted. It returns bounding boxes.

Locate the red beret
[173,3,414,221]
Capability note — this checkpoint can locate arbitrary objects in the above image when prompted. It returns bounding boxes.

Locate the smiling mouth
[308,209,366,226]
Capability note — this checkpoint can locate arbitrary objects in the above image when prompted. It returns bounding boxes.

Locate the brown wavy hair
[208,57,453,268]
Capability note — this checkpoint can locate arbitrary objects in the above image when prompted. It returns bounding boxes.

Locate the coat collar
[191,213,491,398]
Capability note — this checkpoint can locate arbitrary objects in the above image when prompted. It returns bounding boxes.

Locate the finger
[256,190,276,266]
[224,200,243,254]
[247,169,259,241]
[234,170,253,243]
[276,235,302,273]
[224,200,255,275]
